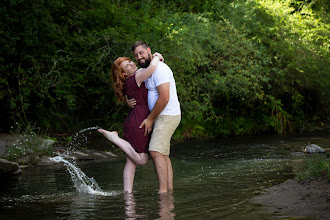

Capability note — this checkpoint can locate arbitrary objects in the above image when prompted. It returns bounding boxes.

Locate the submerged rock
[40,139,55,149]
[0,158,22,175]
[304,144,326,153]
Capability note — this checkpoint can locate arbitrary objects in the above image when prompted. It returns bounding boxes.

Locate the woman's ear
[122,72,128,77]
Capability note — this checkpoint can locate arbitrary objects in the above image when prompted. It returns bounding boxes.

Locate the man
[131,41,181,193]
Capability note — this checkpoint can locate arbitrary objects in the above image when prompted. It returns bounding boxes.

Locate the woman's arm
[135,53,162,87]
[153,52,164,62]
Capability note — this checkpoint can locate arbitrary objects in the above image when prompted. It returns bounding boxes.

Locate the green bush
[5,122,54,164]
[298,154,330,182]
[1,0,329,139]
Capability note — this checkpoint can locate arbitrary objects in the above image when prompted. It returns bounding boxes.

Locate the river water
[1,134,329,219]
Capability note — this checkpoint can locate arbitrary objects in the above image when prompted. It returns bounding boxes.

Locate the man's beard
[138,53,152,68]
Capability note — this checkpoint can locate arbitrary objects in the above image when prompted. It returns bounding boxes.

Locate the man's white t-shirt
[144,62,181,116]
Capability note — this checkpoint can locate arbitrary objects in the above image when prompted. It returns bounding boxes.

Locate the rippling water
[1,134,329,219]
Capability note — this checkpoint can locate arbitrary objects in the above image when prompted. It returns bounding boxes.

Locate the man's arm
[140,82,169,135]
[125,95,136,108]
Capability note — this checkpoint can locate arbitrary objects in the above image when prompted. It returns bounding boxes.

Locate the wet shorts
[149,115,181,156]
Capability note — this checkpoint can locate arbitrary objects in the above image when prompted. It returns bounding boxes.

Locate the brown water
[1,134,329,219]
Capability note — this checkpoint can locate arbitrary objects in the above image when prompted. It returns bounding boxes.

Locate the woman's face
[120,60,138,77]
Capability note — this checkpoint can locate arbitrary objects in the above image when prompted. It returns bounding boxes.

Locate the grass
[4,122,54,164]
[298,154,330,182]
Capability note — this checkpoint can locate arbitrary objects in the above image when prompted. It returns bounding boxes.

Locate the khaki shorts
[149,115,181,156]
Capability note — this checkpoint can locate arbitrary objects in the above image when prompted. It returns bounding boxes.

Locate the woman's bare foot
[97,129,118,142]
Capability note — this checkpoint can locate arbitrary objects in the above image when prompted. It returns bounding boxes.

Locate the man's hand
[125,95,136,108]
[139,117,153,136]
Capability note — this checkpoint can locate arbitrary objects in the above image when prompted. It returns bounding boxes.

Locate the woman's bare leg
[98,129,148,165]
[123,156,136,193]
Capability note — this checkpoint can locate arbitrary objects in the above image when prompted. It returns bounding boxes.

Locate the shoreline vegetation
[298,154,330,182]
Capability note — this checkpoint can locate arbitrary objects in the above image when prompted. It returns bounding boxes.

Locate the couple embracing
[98,41,181,194]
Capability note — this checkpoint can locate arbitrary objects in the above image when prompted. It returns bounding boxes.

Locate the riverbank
[251,178,330,220]
[0,133,122,174]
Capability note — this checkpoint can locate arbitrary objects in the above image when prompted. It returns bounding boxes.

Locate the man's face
[133,45,152,68]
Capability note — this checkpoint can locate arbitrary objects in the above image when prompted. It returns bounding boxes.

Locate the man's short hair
[132,41,149,52]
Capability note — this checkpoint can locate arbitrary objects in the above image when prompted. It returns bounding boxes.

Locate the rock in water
[304,144,326,153]
[0,158,22,174]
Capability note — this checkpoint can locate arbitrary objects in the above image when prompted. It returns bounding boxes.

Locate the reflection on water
[123,192,175,220]
[0,134,329,219]
[157,193,175,220]
[124,193,137,219]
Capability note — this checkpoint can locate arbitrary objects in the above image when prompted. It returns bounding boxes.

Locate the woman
[98,53,162,193]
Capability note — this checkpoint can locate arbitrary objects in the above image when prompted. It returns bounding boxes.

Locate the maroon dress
[123,75,150,153]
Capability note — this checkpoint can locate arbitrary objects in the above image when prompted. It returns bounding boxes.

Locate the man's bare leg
[165,156,173,192]
[123,156,136,193]
[150,151,168,193]
[98,129,148,165]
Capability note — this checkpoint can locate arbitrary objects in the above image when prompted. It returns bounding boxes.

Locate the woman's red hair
[111,57,131,102]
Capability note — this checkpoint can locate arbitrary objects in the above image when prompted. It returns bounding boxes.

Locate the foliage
[0,0,329,139]
[4,122,54,164]
[298,154,330,182]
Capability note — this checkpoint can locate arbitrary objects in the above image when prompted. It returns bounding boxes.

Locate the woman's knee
[136,155,148,165]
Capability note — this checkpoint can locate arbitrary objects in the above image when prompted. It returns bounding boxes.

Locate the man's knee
[150,150,162,159]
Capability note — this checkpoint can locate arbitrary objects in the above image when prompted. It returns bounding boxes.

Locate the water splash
[67,126,101,155]
[50,126,117,196]
[50,156,114,196]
